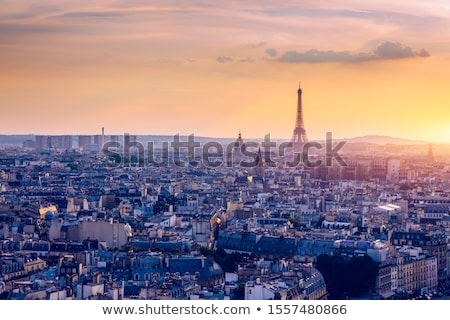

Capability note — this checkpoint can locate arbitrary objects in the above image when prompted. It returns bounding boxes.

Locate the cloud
[217,57,254,63]
[245,41,267,48]
[368,41,430,60]
[278,49,354,63]
[57,11,128,19]
[153,58,196,64]
[418,49,430,57]
[374,41,430,59]
[216,56,233,63]
[0,22,83,36]
[265,48,277,57]
[374,41,412,59]
[277,41,430,63]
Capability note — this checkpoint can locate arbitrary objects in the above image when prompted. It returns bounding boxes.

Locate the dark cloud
[216,56,233,63]
[370,41,430,60]
[278,49,354,63]
[375,41,413,59]
[277,41,430,63]
[383,42,429,58]
[265,48,278,57]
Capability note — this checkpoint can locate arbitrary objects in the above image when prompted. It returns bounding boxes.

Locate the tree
[67,162,78,171]
[288,217,306,228]
[199,246,248,273]
[316,254,378,299]
[315,216,326,228]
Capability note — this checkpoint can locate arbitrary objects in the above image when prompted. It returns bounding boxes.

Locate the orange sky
[1,1,450,143]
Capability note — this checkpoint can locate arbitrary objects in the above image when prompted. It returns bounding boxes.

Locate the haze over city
[1,1,450,143]
[4,2,450,306]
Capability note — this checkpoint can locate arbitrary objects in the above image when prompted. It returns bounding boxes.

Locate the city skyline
[1,1,450,143]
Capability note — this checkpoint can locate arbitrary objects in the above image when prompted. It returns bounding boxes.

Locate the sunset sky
[1,0,450,143]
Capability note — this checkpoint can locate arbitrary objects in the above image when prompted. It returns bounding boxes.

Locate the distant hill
[345,135,427,145]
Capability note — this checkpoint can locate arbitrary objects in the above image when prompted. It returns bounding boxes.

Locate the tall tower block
[102,127,105,147]
[291,82,308,153]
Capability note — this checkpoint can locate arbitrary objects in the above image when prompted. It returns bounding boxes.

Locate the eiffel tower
[291,82,308,153]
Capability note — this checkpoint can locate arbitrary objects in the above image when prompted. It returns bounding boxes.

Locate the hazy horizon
[0,132,447,146]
